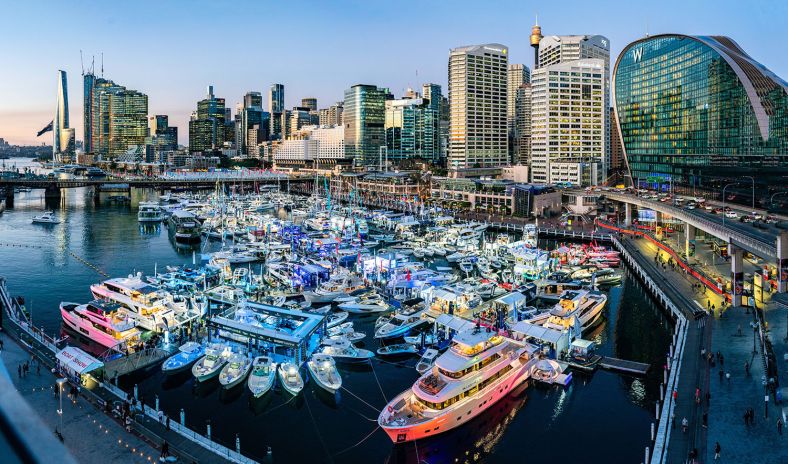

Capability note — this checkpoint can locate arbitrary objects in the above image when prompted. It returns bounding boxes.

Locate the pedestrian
[714,442,721,460]
[719,369,724,382]
[706,391,711,406]
[712,303,716,312]
[720,353,724,366]
[745,360,750,376]
[673,389,678,402]
[703,412,708,428]
[17,364,21,378]
[778,418,783,435]
[726,371,731,384]
[738,324,742,336]
[160,440,170,460]
[671,412,676,429]
[682,416,688,432]
[166,416,170,431]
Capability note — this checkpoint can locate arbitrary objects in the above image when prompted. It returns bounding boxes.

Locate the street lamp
[56,377,67,437]
[722,182,741,226]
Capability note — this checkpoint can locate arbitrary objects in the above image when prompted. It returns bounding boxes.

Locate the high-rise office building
[54,70,75,160]
[614,34,788,200]
[301,98,317,111]
[537,34,610,68]
[318,102,344,127]
[385,96,440,163]
[609,107,624,172]
[269,84,285,113]
[513,83,532,167]
[531,59,606,186]
[83,72,96,153]
[237,91,268,155]
[189,85,230,153]
[507,64,531,163]
[107,89,148,158]
[422,83,447,161]
[448,44,508,169]
[343,84,386,166]
[289,107,314,135]
[145,115,177,162]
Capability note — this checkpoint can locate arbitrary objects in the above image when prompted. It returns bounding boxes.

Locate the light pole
[56,377,67,437]
[722,182,740,226]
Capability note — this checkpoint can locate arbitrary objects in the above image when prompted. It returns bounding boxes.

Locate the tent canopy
[56,347,104,375]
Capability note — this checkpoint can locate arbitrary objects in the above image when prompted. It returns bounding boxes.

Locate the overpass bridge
[595,190,788,304]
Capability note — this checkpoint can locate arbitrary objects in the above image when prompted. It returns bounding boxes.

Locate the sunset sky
[1,0,785,146]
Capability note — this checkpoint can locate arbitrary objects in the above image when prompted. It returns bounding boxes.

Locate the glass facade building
[343,84,386,166]
[385,98,439,163]
[189,86,231,153]
[614,34,788,203]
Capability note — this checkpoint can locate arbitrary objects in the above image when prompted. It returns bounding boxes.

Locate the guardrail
[602,191,777,259]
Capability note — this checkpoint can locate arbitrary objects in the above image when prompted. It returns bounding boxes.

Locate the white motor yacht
[138,202,164,222]
[374,306,429,339]
[540,289,608,335]
[59,301,140,349]
[192,344,232,382]
[32,211,60,224]
[378,327,537,443]
[278,362,305,395]
[248,356,277,398]
[319,339,375,362]
[338,294,392,314]
[307,354,342,394]
[303,276,366,304]
[377,343,418,356]
[219,353,252,389]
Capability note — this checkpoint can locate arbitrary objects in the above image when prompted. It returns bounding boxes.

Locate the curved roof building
[613,34,788,205]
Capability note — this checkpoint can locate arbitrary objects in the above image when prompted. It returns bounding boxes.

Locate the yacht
[319,339,375,362]
[90,274,200,332]
[192,343,233,382]
[378,327,537,443]
[169,210,201,243]
[303,276,366,304]
[59,301,140,349]
[219,353,252,389]
[32,211,60,224]
[278,362,305,395]
[307,354,342,394]
[161,342,204,374]
[337,293,392,314]
[374,305,429,339]
[377,343,418,356]
[248,356,277,398]
[138,202,164,222]
[540,289,608,335]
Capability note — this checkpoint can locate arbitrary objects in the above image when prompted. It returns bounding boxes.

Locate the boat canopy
[510,321,565,345]
[493,291,526,309]
[434,313,476,333]
[56,347,104,376]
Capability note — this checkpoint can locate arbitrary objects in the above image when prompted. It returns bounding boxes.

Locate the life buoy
[387,405,394,413]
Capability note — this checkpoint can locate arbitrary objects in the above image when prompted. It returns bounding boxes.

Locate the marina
[0,177,674,463]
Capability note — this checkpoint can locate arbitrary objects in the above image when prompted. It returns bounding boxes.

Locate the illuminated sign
[632,47,643,63]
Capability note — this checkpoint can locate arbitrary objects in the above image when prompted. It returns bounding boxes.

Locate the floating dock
[599,356,650,375]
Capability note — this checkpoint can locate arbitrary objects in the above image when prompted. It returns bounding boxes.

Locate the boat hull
[60,304,125,349]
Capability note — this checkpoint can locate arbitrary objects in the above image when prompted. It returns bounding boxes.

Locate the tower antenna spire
[101,52,104,77]
[80,50,84,75]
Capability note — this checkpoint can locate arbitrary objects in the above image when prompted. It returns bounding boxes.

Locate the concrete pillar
[684,224,696,258]
[4,188,14,208]
[777,232,788,293]
[730,243,744,307]
[624,203,632,227]
[93,185,101,206]
[44,185,61,200]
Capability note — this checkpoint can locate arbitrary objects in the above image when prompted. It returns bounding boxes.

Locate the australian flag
[36,120,53,137]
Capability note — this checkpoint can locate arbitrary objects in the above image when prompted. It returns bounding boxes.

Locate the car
[725,211,739,219]
[765,215,779,224]
[704,204,714,211]
[741,216,753,223]
[685,204,696,210]
[751,212,763,220]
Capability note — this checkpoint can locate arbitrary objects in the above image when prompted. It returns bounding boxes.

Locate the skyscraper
[507,64,531,163]
[422,83,447,161]
[343,84,386,166]
[189,85,230,153]
[385,95,440,163]
[84,74,147,159]
[301,98,317,111]
[54,70,75,161]
[145,115,178,162]
[318,102,344,127]
[238,91,267,155]
[448,44,508,169]
[269,84,285,113]
[514,83,532,167]
[82,71,96,153]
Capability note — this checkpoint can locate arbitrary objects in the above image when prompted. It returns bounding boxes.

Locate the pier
[598,356,650,375]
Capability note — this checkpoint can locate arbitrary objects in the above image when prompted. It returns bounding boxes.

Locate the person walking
[714,442,721,460]
[745,360,750,376]
[17,364,21,378]
[703,412,708,428]
[682,416,689,433]
[778,417,783,436]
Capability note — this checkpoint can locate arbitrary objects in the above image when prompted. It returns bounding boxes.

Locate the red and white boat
[60,301,141,349]
[378,327,538,443]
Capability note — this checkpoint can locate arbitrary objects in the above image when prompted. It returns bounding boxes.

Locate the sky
[1,0,786,146]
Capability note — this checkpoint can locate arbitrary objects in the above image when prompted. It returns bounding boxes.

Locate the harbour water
[0,160,673,463]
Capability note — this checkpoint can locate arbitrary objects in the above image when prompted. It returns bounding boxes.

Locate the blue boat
[162,342,204,374]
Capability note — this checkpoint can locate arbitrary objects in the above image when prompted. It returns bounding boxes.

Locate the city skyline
[1,0,786,146]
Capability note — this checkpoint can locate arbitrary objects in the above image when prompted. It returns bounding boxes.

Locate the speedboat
[162,342,204,375]
[307,354,342,394]
[219,353,252,389]
[377,343,418,356]
[415,348,440,375]
[303,276,365,304]
[319,339,375,362]
[378,327,538,443]
[32,211,60,224]
[192,344,232,382]
[374,306,429,339]
[325,311,349,328]
[248,356,277,398]
[458,258,475,274]
[278,362,305,395]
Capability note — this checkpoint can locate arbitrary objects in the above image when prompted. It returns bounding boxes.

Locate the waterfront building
[613,34,788,201]
[189,85,231,153]
[331,171,426,205]
[54,70,75,161]
[384,95,440,164]
[531,58,606,186]
[107,89,148,159]
[343,84,386,166]
[272,125,345,168]
[507,64,531,163]
[429,177,560,217]
[301,98,317,111]
[448,44,508,169]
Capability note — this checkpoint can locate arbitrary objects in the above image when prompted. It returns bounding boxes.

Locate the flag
[36,120,53,137]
